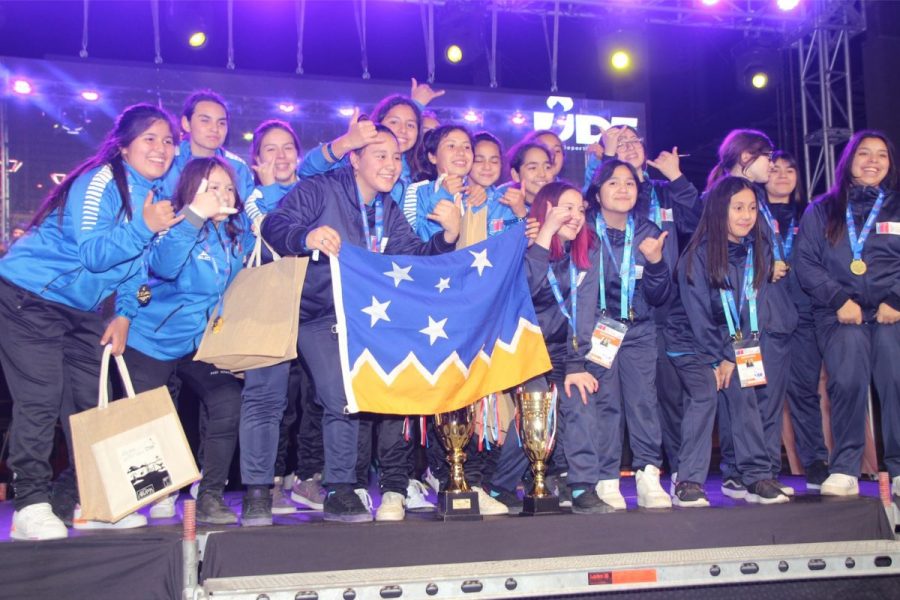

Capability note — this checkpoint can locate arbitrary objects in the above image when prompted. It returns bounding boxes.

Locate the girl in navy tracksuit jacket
[124,157,254,525]
[796,130,900,497]
[708,129,798,499]
[583,159,673,510]
[261,126,459,523]
[0,104,179,540]
[766,151,830,489]
[676,175,789,505]
[593,126,702,480]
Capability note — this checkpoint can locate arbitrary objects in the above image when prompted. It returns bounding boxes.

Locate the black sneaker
[571,487,615,514]
[805,460,830,490]
[196,491,238,525]
[488,487,523,513]
[241,486,273,527]
[720,478,747,499]
[673,481,710,508]
[745,479,790,505]
[323,487,373,523]
[50,470,79,528]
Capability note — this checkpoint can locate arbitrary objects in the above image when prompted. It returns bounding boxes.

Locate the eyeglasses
[617,138,644,149]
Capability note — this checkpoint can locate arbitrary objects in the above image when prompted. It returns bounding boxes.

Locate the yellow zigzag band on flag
[350,322,551,415]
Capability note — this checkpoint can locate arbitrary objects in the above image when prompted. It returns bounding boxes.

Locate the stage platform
[1,475,898,599]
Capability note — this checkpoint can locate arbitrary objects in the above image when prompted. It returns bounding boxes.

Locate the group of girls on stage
[1,79,898,541]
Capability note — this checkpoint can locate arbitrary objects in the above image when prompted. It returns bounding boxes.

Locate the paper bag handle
[98,344,137,409]
[249,222,282,268]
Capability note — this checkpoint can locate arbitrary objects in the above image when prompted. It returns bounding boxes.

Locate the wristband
[325,142,340,163]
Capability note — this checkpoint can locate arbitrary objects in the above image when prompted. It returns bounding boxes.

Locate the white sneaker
[73,505,148,530]
[375,491,406,521]
[820,473,859,496]
[669,471,678,496]
[893,475,900,498]
[149,493,177,519]
[423,468,441,493]
[595,479,627,511]
[774,479,795,497]
[10,503,68,541]
[406,479,436,510]
[354,488,374,512]
[473,486,509,516]
[636,465,672,508]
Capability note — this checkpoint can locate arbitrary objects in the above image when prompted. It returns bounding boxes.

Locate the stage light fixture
[50,173,66,185]
[511,112,527,126]
[463,110,481,124]
[188,31,207,48]
[278,103,296,113]
[751,72,769,89]
[242,132,253,142]
[610,50,631,71]
[339,107,355,117]
[12,79,33,95]
[700,0,720,6]
[445,44,463,64]
[80,90,100,102]
[777,0,801,10]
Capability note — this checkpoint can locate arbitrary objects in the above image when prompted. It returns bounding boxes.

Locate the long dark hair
[684,176,769,290]
[415,124,474,181]
[172,157,245,256]
[820,129,898,246]
[768,150,804,208]
[706,129,774,192]
[29,103,177,228]
[584,159,641,223]
[529,181,594,270]
[372,94,422,164]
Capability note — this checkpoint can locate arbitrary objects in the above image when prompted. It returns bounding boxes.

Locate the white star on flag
[361,296,391,327]
[383,261,413,287]
[419,316,449,346]
[435,277,451,293]
[469,249,493,276]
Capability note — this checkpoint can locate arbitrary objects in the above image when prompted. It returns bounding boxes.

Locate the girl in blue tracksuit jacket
[796,130,900,498]
[676,175,789,505]
[124,156,254,525]
[261,126,459,523]
[708,129,798,499]
[593,125,701,483]
[0,104,179,540]
[766,151,830,489]
[583,159,673,511]
[469,132,529,235]
[243,119,301,224]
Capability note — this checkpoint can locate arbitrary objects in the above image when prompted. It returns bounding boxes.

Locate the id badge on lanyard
[733,338,766,388]
[586,314,628,368]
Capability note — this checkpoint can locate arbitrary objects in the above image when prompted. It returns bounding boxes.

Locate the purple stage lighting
[463,109,481,124]
[12,79,33,95]
[700,0,720,6]
[278,102,296,113]
[777,0,800,10]
[339,107,355,117]
[80,90,100,102]
[511,112,527,126]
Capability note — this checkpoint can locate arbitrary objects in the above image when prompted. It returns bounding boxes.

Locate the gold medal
[212,316,224,333]
[572,336,578,351]
[850,259,867,276]
[136,284,152,306]
[628,307,635,322]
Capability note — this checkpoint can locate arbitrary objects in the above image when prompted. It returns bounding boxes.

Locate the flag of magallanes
[330,223,552,414]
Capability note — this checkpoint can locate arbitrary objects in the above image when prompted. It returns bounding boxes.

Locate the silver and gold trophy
[433,403,482,521]
[514,385,561,515]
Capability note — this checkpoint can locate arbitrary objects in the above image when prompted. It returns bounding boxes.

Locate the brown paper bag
[456,205,488,249]
[194,234,308,371]
[70,346,200,523]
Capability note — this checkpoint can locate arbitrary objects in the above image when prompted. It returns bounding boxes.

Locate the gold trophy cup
[514,386,561,515]
[433,403,482,521]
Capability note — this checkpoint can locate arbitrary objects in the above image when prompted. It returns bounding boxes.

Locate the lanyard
[547,261,579,350]
[643,173,661,228]
[719,246,757,341]
[846,189,885,261]
[756,199,785,262]
[595,213,636,321]
[772,216,797,259]
[358,193,384,253]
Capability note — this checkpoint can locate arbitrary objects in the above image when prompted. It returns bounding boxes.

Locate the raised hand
[837,299,863,325]
[142,191,183,232]
[465,183,487,208]
[499,186,527,217]
[429,196,462,244]
[638,231,669,264]
[189,178,238,220]
[440,174,466,197]
[647,146,682,181]
[338,107,379,155]
[410,77,446,106]
[525,217,540,246]
[534,204,573,250]
[585,143,606,160]
[251,157,277,187]
[601,126,622,157]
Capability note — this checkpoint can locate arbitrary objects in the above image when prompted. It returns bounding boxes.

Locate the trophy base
[437,491,482,521]
[519,494,561,516]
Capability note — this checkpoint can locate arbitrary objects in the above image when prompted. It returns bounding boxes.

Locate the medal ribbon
[846,189,885,264]
[719,246,757,339]
[359,193,384,253]
[547,261,578,349]
[757,200,785,262]
[644,173,661,228]
[595,213,636,321]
